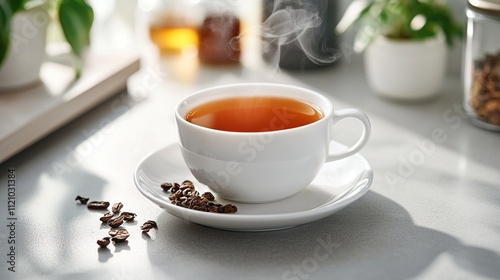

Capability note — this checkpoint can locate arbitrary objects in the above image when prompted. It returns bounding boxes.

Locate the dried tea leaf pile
[161,180,237,214]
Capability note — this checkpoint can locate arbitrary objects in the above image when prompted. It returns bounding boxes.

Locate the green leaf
[379,9,389,24]
[0,0,16,66]
[345,0,463,48]
[58,0,93,76]
[7,0,32,13]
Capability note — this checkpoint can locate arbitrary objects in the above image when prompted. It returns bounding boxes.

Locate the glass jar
[463,0,500,131]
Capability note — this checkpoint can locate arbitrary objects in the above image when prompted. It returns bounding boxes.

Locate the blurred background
[83,0,467,77]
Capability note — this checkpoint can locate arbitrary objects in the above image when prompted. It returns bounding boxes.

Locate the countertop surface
[1,52,500,280]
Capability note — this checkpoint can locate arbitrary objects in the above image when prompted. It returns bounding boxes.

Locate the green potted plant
[0,0,93,90]
[336,0,463,101]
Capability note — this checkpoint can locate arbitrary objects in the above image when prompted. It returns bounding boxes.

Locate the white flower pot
[364,35,447,101]
[0,5,50,91]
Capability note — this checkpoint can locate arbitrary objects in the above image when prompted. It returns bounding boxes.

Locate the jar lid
[469,0,500,15]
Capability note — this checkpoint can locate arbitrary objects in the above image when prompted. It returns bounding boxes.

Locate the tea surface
[185,96,322,132]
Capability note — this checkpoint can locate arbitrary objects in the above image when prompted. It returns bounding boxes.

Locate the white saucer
[134,142,373,231]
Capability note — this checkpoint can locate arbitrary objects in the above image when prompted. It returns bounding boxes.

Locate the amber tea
[184,96,323,132]
[149,25,199,53]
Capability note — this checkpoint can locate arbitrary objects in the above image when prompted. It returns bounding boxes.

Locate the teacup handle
[326,108,371,162]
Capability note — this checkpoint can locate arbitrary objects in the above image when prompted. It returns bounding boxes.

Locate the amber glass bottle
[146,0,202,54]
[198,0,241,65]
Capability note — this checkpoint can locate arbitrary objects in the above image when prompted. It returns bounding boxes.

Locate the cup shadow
[145,191,500,279]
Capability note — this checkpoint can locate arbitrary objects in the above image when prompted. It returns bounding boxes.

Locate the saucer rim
[133,143,373,230]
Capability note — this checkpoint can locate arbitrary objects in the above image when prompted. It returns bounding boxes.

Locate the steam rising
[261,0,340,70]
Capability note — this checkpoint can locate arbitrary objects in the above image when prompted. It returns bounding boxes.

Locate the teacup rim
[175,82,334,135]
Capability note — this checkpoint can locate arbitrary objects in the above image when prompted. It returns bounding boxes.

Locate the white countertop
[1,51,499,280]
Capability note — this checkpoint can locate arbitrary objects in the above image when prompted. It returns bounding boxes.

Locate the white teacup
[175,83,371,203]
